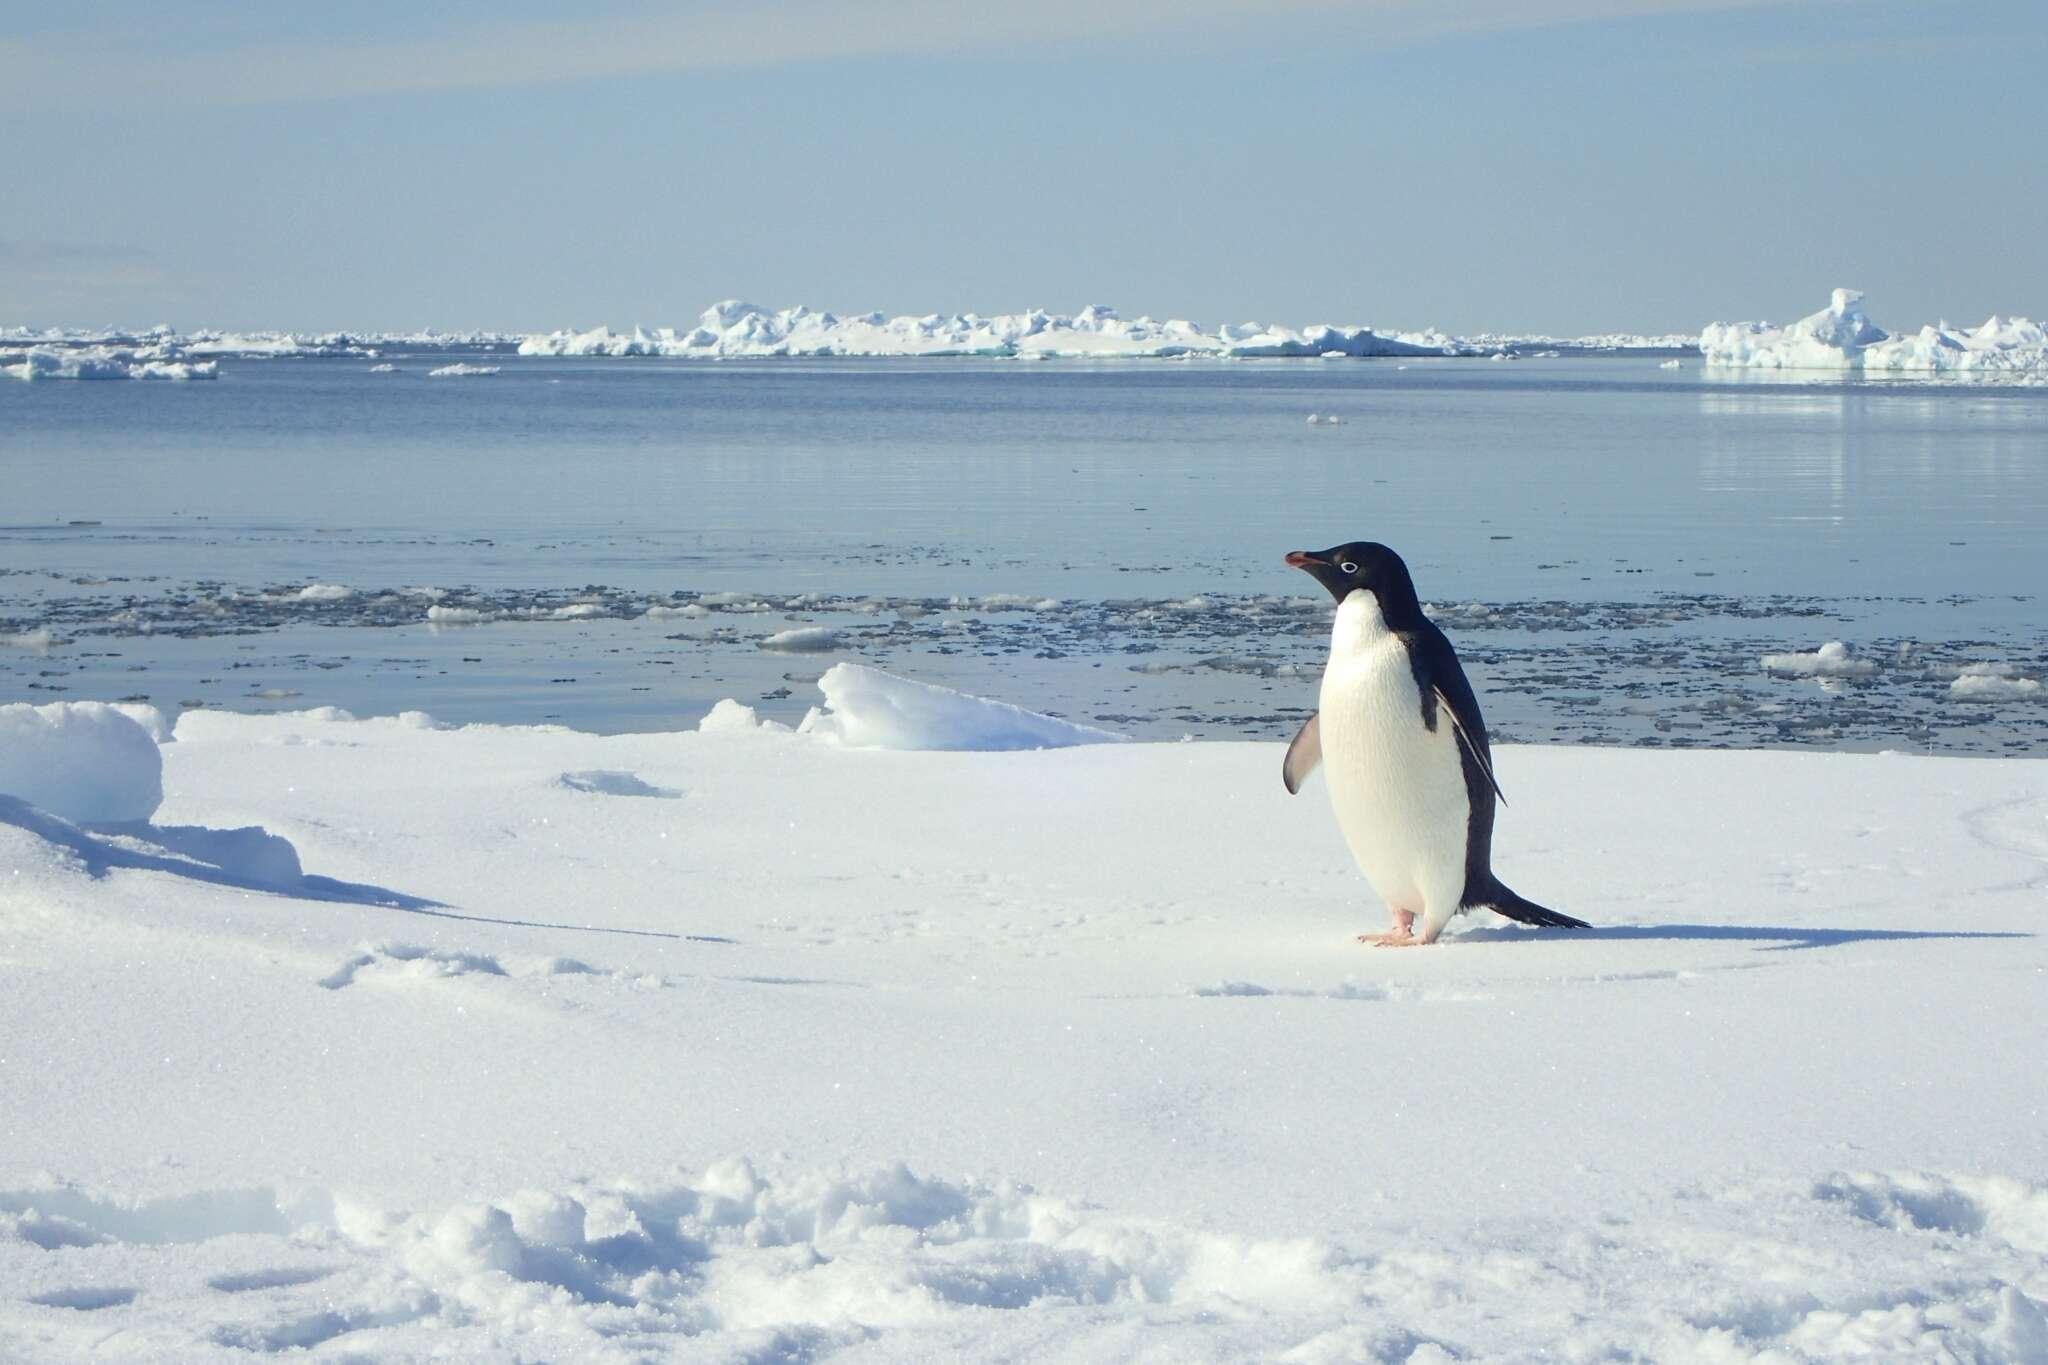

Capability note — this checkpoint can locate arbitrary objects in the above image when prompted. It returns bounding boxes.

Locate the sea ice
[758,625,844,652]
[426,362,501,377]
[1760,641,1878,677]
[1702,288,2048,374]
[2,344,218,381]
[517,300,1470,361]
[424,605,493,624]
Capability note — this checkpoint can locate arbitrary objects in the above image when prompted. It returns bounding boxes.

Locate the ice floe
[1760,640,1879,678]
[427,362,500,378]
[1702,288,2048,374]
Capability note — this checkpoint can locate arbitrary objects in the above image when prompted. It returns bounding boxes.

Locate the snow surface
[1,685,2045,1360]
[1702,289,2048,374]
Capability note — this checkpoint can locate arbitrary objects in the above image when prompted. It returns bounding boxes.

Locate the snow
[1760,640,1879,677]
[797,662,1127,750]
[294,583,353,602]
[1,679,2046,1360]
[1702,288,2048,374]
[427,362,500,377]
[424,604,492,624]
[0,700,163,824]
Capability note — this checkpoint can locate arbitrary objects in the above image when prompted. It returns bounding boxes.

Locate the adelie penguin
[1283,542,1588,946]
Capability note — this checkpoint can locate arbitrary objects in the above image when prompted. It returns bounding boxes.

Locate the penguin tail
[1481,881,1590,930]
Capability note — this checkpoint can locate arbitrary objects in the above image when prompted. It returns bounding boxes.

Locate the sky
[3,0,2044,336]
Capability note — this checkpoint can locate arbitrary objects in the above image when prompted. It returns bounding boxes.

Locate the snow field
[1,672,2044,1360]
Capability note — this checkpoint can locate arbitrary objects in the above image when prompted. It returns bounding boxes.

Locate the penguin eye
[1339,560,1359,574]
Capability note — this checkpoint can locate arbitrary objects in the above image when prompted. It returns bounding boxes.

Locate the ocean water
[4,354,2044,752]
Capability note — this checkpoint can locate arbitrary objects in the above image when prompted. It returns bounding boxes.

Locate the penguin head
[1285,542,1421,612]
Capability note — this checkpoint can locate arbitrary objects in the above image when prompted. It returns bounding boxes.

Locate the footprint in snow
[28,1286,137,1311]
[207,1267,336,1294]
[556,770,681,799]
[318,942,618,990]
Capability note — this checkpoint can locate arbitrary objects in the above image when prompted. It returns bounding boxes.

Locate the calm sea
[4,355,2044,752]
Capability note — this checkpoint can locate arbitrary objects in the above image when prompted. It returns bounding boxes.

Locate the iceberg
[1701,289,2048,374]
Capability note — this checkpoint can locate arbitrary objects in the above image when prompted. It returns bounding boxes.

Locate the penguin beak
[1286,549,1350,603]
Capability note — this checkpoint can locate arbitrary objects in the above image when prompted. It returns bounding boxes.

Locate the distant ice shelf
[514,300,1491,360]
[1700,288,2048,374]
[0,306,1701,368]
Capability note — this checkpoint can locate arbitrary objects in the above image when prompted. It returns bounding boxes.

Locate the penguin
[1282,542,1588,946]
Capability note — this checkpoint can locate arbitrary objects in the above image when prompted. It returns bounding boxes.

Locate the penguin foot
[1360,909,1418,946]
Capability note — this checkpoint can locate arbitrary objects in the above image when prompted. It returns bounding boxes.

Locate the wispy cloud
[3,0,1791,109]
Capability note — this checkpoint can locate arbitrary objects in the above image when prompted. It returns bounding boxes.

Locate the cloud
[2,0,1792,109]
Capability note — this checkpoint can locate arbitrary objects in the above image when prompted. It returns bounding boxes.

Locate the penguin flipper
[1432,684,1505,806]
[1282,713,1321,794]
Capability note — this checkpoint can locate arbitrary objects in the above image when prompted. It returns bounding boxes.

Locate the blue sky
[4,0,2043,334]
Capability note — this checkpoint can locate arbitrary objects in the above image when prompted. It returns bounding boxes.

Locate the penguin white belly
[1317,599,1471,924]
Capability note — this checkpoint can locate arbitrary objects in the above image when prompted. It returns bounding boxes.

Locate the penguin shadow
[1452,922,2033,952]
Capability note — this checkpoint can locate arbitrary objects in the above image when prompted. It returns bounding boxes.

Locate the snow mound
[1702,289,2048,374]
[698,699,790,733]
[3,344,218,381]
[295,583,353,602]
[1761,641,1878,678]
[111,702,175,743]
[427,363,500,378]
[0,701,163,823]
[425,604,493,624]
[799,662,1125,751]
